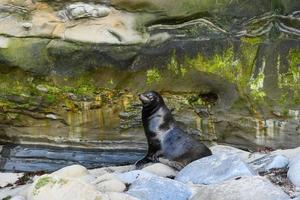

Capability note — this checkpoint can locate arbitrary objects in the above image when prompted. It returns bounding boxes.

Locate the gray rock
[51,164,89,179]
[210,145,251,160]
[22,22,32,30]
[127,176,192,200]
[59,3,110,20]
[142,163,178,177]
[272,147,300,161]
[11,196,26,200]
[191,176,289,200]
[36,85,48,93]
[0,36,10,48]
[249,154,289,173]
[114,170,157,184]
[27,174,103,200]
[288,155,300,187]
[175,154,255,185]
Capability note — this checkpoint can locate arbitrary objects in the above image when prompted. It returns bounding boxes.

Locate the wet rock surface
[0,145,145,172]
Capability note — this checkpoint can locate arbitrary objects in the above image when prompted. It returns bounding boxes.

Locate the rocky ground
[1,144,300,200]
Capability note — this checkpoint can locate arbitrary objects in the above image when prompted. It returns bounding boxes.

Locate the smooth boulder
[142,163,178,177]
[51,165,89,179]
[191,176,289,200]
[93,173,126,192]
[127,176,192,200]
[249,154,289,173]
[27,174,102,200]
[175,154,255,184]
[287,155,300,187]
[114,170,157,184]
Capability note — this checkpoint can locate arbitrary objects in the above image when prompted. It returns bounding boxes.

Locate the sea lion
[135,91,212,168]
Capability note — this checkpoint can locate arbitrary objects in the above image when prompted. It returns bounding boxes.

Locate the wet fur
[135,91,212,168]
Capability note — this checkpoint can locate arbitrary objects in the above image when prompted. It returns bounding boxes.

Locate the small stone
[46,114,58,120]
[36,85,48,93]
[0,36,10,48]
[142,163,178,177]
[60,3,110,20]
[89,165,134,177]
[249,154,289,173]
[96,179,126,192]
[93,173,126,192]
[114,170,157,184]
[22,22,32,30]
[93,173,118,183]
[175,154,255,185]
[51,165,89,179]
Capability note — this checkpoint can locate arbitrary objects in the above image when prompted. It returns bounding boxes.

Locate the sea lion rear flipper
[134,157,152,169]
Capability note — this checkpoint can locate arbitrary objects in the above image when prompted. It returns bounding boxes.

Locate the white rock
[114,170,157,184]
[36,85,48,93]
[127,176,192,200]
[190,176,289,200]
[175,154,255,185]
[89,165,134,177]
[0,36,10,48]
[0,173,23,187]
[272,147,300,160]
[105,192,140,200]
[142,163,178,177]
[246,152,268,163]
[27,174,103,200]
[51,165,89,179]
[22,22,32,29]
[96,179,126,192]
[46,114,58,120]
[249,154,289,172]
[210,145,251,160]
[288,155,300,187]
[11,195,26,200]
[0,184,32,199]
[93,173,118,183]
[63,3,111,20]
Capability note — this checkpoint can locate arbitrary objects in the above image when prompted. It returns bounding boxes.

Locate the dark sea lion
[135,91,212,168]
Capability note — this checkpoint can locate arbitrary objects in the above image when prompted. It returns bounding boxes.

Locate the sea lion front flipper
[134,151,162,169]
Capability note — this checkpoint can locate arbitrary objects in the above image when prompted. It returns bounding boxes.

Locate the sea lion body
[136,91,212,168]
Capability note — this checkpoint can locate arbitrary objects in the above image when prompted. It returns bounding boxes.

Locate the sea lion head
[139,91,164,107]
